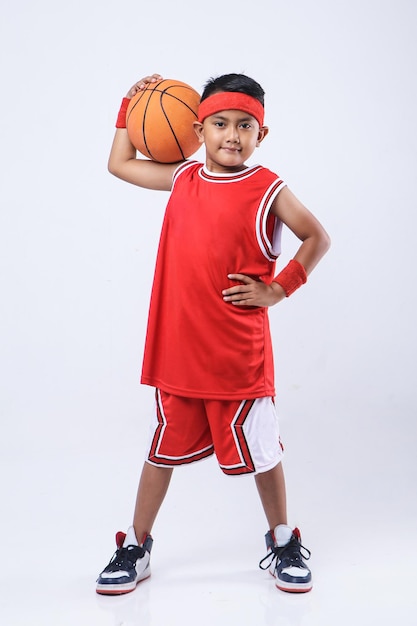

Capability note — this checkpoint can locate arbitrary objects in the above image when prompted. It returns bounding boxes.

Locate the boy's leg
[96,462,173,595]
[254,461,287,528]
[133,461,173,539]
[256,461,312,593]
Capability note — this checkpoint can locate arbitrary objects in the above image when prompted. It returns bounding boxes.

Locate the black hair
[200,73,265,106]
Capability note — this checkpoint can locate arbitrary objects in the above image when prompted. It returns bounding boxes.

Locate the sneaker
[96,526,153,595]
[259,525,312,593]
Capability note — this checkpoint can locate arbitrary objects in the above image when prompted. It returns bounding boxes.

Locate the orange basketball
[126,79,201,163]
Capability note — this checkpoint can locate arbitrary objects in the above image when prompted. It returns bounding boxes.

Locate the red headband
[198,92,264,126]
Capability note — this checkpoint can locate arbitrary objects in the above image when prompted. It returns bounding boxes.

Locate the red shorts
[146,390,284,475]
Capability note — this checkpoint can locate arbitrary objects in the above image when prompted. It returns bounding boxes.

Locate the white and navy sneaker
[259,525,312,593]
[96,526,153,595]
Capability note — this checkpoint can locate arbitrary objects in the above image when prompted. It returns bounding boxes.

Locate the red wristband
[115,97,131,128]
[273,259,307,297]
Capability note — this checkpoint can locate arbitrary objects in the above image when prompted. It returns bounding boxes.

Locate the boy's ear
[256,125,269,146]
[193,121,205,143]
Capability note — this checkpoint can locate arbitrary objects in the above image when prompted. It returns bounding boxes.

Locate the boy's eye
[240,123,252,129]
[214,121,225,127]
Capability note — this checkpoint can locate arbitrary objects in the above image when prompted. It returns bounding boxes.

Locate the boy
[96,72,330,595]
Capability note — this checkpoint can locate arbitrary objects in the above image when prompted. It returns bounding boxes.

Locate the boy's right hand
[126,73,163,98]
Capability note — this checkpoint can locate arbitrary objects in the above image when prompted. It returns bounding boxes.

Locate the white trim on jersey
[199,163,263,183]
[256,180,287,261]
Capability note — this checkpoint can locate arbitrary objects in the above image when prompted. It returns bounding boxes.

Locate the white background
[1,1,416,624]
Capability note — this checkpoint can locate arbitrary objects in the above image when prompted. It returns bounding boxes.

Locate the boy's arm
[271,186,331,275]
[108,74,183,191]
[222,187,330,307]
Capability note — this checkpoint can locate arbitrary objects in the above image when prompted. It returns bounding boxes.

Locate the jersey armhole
[257,180,287,261]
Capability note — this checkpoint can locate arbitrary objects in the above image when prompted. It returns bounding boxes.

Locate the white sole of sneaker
[270,570,313,593]
[96,571,151,596]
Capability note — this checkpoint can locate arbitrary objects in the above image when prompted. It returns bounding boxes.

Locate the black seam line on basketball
[126,81,167,157]
[126,88,147,124]
[159,94,186,161]
[137,87,165,159]
[163,93,199,116]
[141,84,173,160]
[157,91,199,161]
[126,81,199,124]
[145,90,192,162]
[148,87,199,161]
[149,84,199,116]
[163,85,200,116]
[149,81,196,96]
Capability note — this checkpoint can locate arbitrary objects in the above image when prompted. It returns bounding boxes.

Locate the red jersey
[141,162,287,400]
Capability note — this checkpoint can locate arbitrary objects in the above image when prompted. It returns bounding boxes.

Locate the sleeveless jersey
[141,162,287,400]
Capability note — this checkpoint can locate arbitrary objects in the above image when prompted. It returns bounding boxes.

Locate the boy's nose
[226,128,240,143]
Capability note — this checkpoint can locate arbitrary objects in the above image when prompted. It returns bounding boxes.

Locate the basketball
[126,79,201,163]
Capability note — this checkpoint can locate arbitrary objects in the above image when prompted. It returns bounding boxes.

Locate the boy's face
[193,109,268,173]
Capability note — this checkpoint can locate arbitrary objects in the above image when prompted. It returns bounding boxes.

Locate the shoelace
[259,536,311,571]
[104,545,144,573]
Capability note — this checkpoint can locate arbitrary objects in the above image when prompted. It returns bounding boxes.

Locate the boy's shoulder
[172,159,202,183]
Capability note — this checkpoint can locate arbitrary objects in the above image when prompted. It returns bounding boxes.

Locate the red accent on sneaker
[115,531,126,548]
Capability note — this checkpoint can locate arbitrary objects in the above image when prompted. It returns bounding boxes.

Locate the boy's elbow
[322,230,331,254]
[107,157,117,176]
[108,158,124,179]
